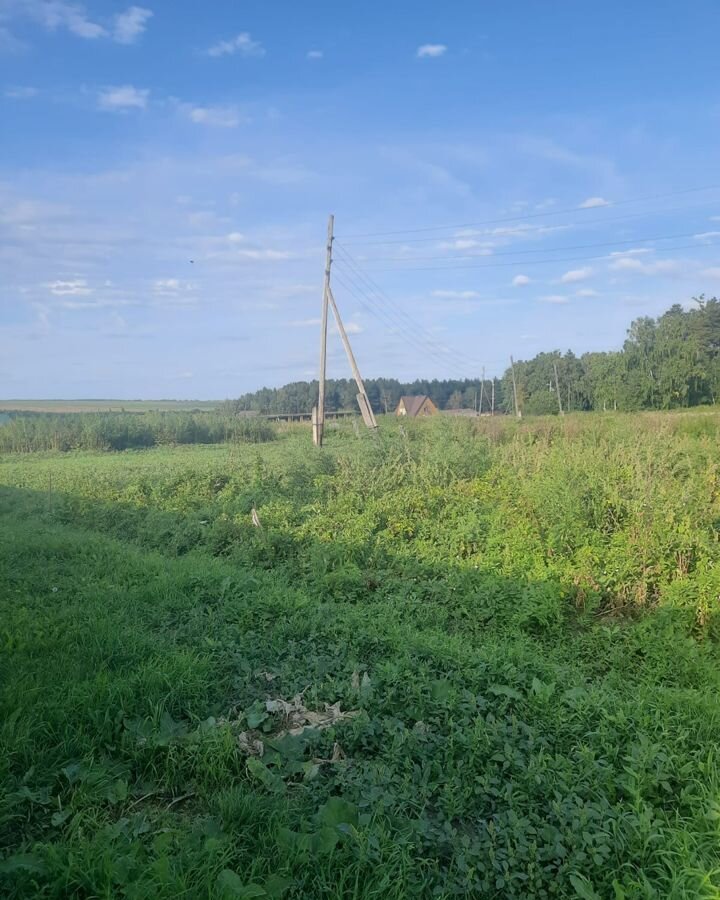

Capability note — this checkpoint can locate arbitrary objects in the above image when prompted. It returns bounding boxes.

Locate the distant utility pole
[491,379,495,416]
[313,215,378,445]
[510,356,522,418]
[553,361,564,416]
[312,214,334,447]
[479,366,486,415]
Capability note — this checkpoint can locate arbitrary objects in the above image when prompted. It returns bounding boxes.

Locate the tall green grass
[2,412,720,898]
[0,411,277,453]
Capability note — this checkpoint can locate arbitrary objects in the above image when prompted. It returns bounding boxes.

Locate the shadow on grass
[2,484,720,899]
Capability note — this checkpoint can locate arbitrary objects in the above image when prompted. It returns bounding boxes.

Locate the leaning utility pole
[313,215,378,445]
[312,215,334,447]
[510,356,522,418]
[553,361,564,416]
[478,366,486,415]
[327,287,377,430]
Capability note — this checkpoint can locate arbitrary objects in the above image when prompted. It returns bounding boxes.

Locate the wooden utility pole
[327,287,378,430]
[491,379,495,416]
[479,366,486,415]
[510,356,522,418]
[553,361,564,416]
[312,215,378,444]
[313,214,334,447]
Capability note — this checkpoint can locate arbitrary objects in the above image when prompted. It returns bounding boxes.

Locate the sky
[1,0,720,400]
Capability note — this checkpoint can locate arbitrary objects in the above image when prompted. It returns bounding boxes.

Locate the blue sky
[1,0,719,399]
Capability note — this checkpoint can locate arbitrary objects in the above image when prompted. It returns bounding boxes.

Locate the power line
[338,200,720,246]
[332,268,483,377]
[332,270,476,377]
[339,184,720,239]
[339,229,711,263]
[334,248,469,358]
[331,266,494,382]
[335,245,511,372]
[339,200,720,247]
[350,238,720,272]
[333,245,487,369]
[332,267,509,387]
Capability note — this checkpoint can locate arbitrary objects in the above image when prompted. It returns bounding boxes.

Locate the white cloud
[0,25,27,52]
[98,85,149,111]
[576,288,598,298]
[700,267,720,279]
[609,256,682,275]
[48,279,92,296]
[59,297,132,310]
[560,266,593,283]
[288,317,321,327]
[608,248,652,257]
[154,278,181,292]
[185,105,244,128]
[32,302,51,333]
[539,294,570,304]
[4,86,38,98]
[693,231,720,241]
[10,1,107,39]
[207,32,265,58]
[343,321,363,335]
[579,196,610,209]
[153,278,197,303]
[1,3,153,43]
[202,236,296,262]
[45,3,106,38]
[306,49,323,60]
[416,43,447,58]
[512,274,530,287]
[438,237,493,254]
[609,257,650,272]
[231,248,293,261]
[113,6,152,44]
[432,290,482,299]
[480,222,571,239]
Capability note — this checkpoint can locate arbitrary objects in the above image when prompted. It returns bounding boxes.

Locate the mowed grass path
[2,415,720,898]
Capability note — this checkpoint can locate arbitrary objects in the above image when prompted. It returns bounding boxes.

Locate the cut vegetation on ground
[2,413,720,898]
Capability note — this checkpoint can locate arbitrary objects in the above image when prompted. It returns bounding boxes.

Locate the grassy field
[2,413,720,898]
[0,400,220,414]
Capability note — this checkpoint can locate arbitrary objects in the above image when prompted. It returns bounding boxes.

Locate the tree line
[223,377,504,417]
[503,297,720,415]
[225,297,720,416]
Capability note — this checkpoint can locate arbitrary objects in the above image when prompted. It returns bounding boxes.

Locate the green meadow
[2,412,720,898]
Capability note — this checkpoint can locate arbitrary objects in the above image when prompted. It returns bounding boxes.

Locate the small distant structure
[442,407,478,417]
[395,395,438,418]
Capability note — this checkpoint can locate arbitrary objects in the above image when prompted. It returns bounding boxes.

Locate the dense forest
[225,297,720,416]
